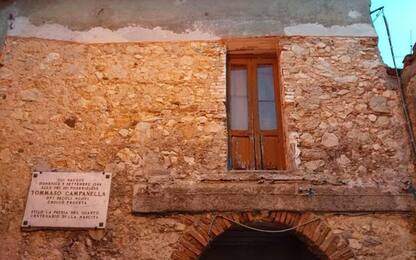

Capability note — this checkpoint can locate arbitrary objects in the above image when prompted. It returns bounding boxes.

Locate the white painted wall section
[8,17,219,43]
[284,23,377,37]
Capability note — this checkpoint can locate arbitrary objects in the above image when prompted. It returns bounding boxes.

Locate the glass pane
[257,65,275,101]
[230,66,248,130]
[257,65,277,130]
[231,97,248,130]
[259,101,277,130]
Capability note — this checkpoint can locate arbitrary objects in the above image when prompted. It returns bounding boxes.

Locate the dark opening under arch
[171,212,355,260]
[199,222,320,260]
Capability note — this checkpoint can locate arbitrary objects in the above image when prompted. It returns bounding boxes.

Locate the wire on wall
[207,215,321,237]
[371,6,416,195]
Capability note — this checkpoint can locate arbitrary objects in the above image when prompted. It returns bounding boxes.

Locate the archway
[171,212,354,260]
[199,222,320,260]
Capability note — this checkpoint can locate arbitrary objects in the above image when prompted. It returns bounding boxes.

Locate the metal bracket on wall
[298,187,315,197]
[406,183,416,199]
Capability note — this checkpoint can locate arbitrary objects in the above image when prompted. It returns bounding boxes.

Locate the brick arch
[171,211,354,260]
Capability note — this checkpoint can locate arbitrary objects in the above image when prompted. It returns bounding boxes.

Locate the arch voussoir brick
[171,211,355,260]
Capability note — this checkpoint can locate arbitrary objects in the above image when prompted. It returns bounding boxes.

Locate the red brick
[229,213,241,222]
[283,212,294,225]
[194,223,212,244]
[178,215,195,226]
[319,233,338,254]
[312,222,331,246]
[180,238,202,258]
[208,221,224,237]
[240,212,251,223]
[188,229,209,247]
[296,213,317,233]
[279,211,288,224]
[268,211,277,222]
[219,218,232,229]
[200,216,213,226]
[302,219,321,241]
[246,212,255,222]
[260,210,274,222]
[273,211,283,223]
[290,212,302,226]
[285,212,299,226]
[213,218,228,232]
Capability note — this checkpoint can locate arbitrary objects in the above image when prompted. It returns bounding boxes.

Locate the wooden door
[228,55,285,170]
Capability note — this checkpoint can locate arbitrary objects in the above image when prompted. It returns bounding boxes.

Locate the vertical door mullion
[246,60,254,169]
[251,59,262,169]
[226,58,231,169]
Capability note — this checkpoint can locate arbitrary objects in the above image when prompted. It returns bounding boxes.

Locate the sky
[371,0,416,68]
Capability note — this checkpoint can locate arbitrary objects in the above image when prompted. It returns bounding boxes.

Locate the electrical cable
[382,11,416,158]
[372,9,382,23]
[208,214,321,236]
[383,10,416,195]
[370,7,416,194]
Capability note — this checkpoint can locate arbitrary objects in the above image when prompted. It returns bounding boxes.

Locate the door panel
[231,136,253,170]
[260,136,284,170]
[253,59,285,170]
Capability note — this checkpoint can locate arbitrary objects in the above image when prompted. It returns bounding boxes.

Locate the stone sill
[133,176,415,214]
[198,170,305,182]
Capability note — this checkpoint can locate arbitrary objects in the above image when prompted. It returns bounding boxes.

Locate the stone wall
[280,37,413,192]
[326,213,416,259]
[0,36,415,259]
[402,44,416,182]
[0,37,227,259]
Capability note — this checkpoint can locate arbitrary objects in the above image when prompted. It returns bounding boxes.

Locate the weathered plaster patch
[8,17,219,43]
[348,10,362,19]
[284,23,377,37]
[288,131,301,167]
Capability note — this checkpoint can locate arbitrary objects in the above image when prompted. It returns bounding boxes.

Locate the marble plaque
[22,171,112,229]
